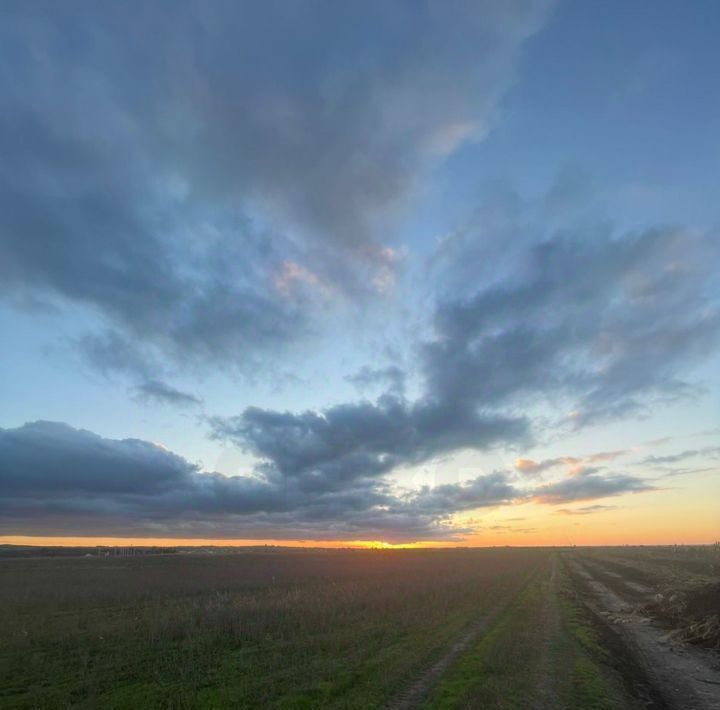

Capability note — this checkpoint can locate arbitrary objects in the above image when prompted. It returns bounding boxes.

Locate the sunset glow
[1,0,718,549]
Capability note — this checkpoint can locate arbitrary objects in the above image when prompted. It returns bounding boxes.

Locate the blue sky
[1,0,718,544]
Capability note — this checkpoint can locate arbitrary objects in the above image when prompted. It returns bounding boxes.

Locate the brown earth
[565,554,720,710]
[641,582,720,650]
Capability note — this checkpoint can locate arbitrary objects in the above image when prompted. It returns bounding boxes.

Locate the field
[1,546,718,709]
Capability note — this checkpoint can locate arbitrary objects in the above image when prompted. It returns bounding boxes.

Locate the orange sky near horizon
[0,534,716,548]
[2,510,717,549]
[0,535,443,549]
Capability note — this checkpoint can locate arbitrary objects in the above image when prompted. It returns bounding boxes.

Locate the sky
[1,0,719,547]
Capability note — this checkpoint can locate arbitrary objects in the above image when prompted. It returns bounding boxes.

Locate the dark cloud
[430,184,720,428]
[532,469,656,504]
[210,396,530,494]
[427,225,720,426]
[77,331,156,379]
[0,421,512,541]
[0,421,194,496]
[0,0,550,378]
[1,421,664,539]
[2,3,716,543]
[400,472,519,515]
[209,219,719,507]
[134,380,202,408]
[0,421,381,538]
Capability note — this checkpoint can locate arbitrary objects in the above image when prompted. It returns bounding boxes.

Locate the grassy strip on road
[425,553,638,710]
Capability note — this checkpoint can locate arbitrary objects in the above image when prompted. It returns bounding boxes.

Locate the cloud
[0,421,517,541]
[208,217,719,510]
[637,446,720,466]
[514,456,580,475]
[694,428,720,438]
[655,466,717,479]
[1,421,664,540]
[401,472,519,515]
[76,331,156,379]
[514,449,629,476]
[587,449,629,463]
[273,261,332,300]
[427,223,720,427]
[3,6,717,543]
[346,365,406,396]
[0,0,551,378]
[643,436,672,447]
[0,421,387,539]
[211,396,530,493]
[133,380,202,408]
[532,469,656,504]
[554,504,618,515]
[0,421,195,497]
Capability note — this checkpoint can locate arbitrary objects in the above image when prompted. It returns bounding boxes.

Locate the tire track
[382,566,542,710]
[564,555,720,710]
[532,555,561,710]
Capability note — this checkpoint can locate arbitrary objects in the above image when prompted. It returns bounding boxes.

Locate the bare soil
[643,582,720,649]
[565,555,720,710]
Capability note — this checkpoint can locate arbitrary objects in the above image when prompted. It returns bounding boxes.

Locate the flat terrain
[0,546,718,708]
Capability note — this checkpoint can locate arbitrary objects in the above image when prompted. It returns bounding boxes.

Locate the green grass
[5,546,705,708]
[572,545,720,589]
[555,568,627,710]
[0,549,540,709]
[425,555,635,710]
[425,562,547,709]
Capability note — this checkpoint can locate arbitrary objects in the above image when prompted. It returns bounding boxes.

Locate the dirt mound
[684,582,720,618]
[644,582,720,649]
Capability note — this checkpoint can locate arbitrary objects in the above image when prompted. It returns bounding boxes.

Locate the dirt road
[388,554,632,708]
[565,554,720,710]
[384,552,720,709]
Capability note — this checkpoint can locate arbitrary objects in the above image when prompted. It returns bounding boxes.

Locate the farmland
[1,546,718,709]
